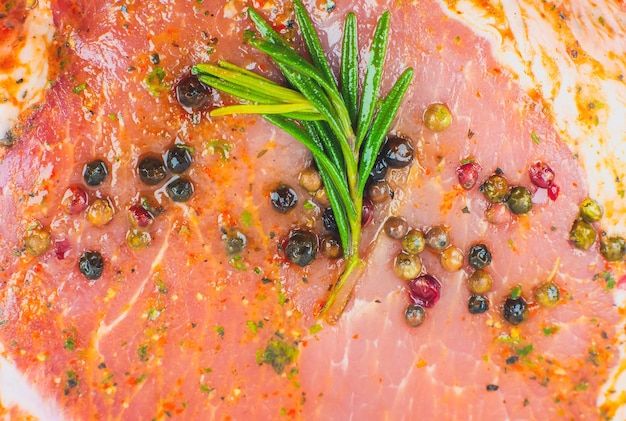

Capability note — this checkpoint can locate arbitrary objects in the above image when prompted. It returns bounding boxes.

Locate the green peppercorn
[126,229,152,250]
[394,251,422,280]
[402,229,426,255]
[423,103,452,132]
[507,186,533,215]
[569,219,596,250]
[580,198,602,222]
[533,282,560,308]
[24,228,51,256]
[87,198,115,226]
[600,236,626,261]
[481,174,509,203]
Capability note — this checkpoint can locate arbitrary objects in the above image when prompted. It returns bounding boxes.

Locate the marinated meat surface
[0,0,622,419]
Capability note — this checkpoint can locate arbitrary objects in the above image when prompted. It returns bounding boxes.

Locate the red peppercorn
[61,186,88,215]
[128,205,155,228]
[528,161,555,189]
[408,274,441,308]
[456,160,482,190]
[54,238,71,260]
[547,183,560,201]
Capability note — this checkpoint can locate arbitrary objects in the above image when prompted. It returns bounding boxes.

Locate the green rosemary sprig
[192,0,413,323]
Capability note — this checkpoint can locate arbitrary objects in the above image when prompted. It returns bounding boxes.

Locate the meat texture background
[0,0,624,419]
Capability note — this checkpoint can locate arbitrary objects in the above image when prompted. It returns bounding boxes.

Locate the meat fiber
[0,0,623,419]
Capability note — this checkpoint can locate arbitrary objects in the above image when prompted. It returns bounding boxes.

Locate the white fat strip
[95,233,169,343]
[0,356,67,421]
[0,0,54,141]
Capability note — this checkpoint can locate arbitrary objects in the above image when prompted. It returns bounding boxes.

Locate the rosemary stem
[319,165,363,323]
[318,252,366,324]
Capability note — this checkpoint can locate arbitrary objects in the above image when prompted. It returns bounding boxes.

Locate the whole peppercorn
[481,174,509,203]
[24,227,51,256]
[503,296,529,325]
[569,219,596,250]
[468,244,492,269]
[600,236,626,261]
[86,198,115,226]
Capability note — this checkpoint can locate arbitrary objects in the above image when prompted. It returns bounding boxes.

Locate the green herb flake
[145,67,168,96]
[587,346,601,366]
[64,336,75,351]
[155,279,168,294]
[309,324,323,334]
[523,398,530,407]
[542,326,560,336]
[247,320,262,334]
[147,307,161,320]
[287,368,299,380]
[108,113,118,121]
[278,290,287,306]
[574,381,589,391]
[138,345,149,362]
[594,270,616,290]
[516,344,534,356]
[230,254,247,271]
[205,139,233,161]
[200,383,214,394]
[531,131,540,145]
[214,326,225,338]
[101,373,114,385]
[72,82,88,94]
[510,285,523,299]
[303,200,316,211]
[461,206,470,214]
[241,210,253,227]
[64,370,79,396]
[496,333,521,344]
[262,339,299,374]
[257,149,268,158]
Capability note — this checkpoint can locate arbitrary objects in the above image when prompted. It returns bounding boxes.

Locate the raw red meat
[0,0,622,419]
